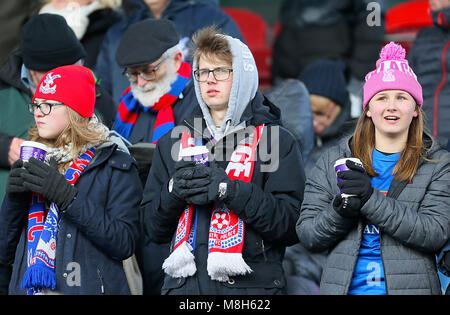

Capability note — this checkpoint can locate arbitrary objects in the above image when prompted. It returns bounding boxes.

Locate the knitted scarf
[162,125,265,282]
[114,61,191,144]
[21,147,96,295]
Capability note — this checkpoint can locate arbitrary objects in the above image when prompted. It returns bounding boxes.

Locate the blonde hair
[28,107,107,170]
[192,26,233,67]
[351,104,425,181]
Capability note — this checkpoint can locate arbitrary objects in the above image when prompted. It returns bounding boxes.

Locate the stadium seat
[385,0,433,55]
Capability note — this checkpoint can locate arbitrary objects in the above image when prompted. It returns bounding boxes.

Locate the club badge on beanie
[33,65,95,118]
[363,42,423,108]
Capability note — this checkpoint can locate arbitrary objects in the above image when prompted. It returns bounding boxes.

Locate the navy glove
[21,157,78,211]
[332,194,361,219]
[5,159,30,203]
[337,159,373,207]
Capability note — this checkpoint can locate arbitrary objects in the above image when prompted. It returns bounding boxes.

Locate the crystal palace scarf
[114,61,191,144]
[21,147,96,295]
[162,125,265,282]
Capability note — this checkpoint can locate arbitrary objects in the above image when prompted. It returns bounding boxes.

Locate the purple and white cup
[20,141,48,162]
[334,157,364,198]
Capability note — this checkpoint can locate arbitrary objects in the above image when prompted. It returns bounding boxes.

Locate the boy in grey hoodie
[142,27,305,294]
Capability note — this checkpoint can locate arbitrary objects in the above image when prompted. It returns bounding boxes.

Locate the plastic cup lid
[20,141,48,152]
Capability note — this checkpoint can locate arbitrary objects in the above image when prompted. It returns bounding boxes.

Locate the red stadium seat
[385,0,433,55]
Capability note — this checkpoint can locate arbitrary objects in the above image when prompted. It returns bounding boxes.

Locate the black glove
[168,160,211,204]
[21,157,78,211]
[204,166,237,204]
[332,194,361,219]
[183,165,237,206]
[169,162,237,206]
[337,159,373,207]
[5,159,30,203]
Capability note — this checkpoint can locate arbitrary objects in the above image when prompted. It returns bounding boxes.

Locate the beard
[130,60,178,108]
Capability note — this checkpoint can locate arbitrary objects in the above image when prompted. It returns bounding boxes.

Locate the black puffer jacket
[142,93,305,294]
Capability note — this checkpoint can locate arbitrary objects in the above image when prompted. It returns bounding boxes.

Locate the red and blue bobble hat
[33,65,95,118]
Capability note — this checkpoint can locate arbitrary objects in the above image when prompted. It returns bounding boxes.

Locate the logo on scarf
[211,210,230,230]
[209,208,243,250]
[39,72,61,94]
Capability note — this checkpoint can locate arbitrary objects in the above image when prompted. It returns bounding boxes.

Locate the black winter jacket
[142,93,305,294]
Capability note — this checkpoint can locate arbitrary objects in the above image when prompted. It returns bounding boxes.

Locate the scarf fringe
[207,252,252,282]
[21,264,56,291]
[162,241,196,278]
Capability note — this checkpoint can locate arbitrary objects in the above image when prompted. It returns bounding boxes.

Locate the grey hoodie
[192,35,259,140]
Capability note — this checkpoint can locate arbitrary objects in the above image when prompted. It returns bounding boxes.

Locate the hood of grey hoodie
[193,34,259,140]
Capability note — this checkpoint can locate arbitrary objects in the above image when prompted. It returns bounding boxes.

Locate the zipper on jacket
[97,267,105,294]
[261,239,267,261]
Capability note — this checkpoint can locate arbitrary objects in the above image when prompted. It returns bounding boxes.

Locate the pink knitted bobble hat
[363,42,423,108]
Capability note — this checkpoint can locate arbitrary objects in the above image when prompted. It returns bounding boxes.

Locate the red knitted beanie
[33,65,95,118]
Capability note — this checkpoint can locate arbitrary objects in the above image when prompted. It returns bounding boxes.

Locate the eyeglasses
[28,102,64,115]
[122,56,168,82]
[193,68,233,82]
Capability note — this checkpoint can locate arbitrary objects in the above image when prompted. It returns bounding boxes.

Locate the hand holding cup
[335,158,373,206]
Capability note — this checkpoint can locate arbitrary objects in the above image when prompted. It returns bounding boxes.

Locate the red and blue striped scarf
[114,61,191,144]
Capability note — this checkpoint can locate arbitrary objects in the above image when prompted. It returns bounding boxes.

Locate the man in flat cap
[113,18,197,295]
[94,0,243,103]
[114,19,197,158]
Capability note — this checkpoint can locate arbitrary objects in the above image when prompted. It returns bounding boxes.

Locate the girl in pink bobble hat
[363,42,423,108]
[297,41,450,294]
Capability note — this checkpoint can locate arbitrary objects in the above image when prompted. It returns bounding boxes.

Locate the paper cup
[20,141,48,162]
[179,145,209,165]
[334,157,363,198]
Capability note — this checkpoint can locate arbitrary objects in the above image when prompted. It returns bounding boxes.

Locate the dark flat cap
[115,19,180,68]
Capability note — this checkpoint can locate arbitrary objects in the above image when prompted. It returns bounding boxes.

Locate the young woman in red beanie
[296,42,450,295]
[0,65,142,294]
